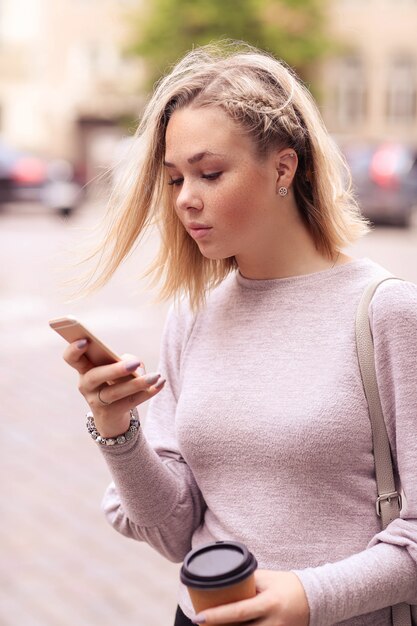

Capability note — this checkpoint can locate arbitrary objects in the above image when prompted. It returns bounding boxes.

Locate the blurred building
[0,0,416,190]
[0,0,144,187]
[322,0,417,144]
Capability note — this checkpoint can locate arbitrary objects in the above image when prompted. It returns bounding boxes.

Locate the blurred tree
[127,0,333,89]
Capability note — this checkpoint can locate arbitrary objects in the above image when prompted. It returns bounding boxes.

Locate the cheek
[220,183,264,227]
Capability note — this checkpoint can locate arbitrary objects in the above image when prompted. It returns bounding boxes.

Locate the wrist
[86,408,140,446]
[92,409,132,438]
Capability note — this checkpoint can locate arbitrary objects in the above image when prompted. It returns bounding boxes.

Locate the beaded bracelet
[86,407,140,446]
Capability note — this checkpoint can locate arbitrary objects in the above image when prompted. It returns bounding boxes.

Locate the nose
[175,181,203,212]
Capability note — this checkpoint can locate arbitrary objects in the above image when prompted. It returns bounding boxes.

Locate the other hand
[193,570,309,626]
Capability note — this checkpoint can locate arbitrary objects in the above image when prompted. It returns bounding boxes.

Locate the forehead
[164,106,250,159]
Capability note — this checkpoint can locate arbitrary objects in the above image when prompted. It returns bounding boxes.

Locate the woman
[63,42,417,625]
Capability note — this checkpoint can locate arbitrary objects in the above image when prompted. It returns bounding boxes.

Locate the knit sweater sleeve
[99,302,206,563]
[295,279,417,626]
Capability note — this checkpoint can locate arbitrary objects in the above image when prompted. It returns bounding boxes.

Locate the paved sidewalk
[2,203,417,626]
[0,206,180,626]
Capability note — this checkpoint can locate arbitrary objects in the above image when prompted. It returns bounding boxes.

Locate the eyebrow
[163,151,226,168]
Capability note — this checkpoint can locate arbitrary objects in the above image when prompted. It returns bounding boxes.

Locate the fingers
[94,372,165,407]
[193,595,265,625]
[63,339,166,412]
[107,378,166,413]
[63,338,92,374]
[82,357,166,413]
[81,358,147,392]
[64,340,144,382]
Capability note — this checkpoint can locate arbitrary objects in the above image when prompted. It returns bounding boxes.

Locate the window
[386,57,416,123]
[334,57,367,126]
[68,42,120,85]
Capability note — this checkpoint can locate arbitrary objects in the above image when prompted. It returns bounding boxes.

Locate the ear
[274,148,298,192]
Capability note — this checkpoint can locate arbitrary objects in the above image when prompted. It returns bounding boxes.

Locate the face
[164,105,287,265]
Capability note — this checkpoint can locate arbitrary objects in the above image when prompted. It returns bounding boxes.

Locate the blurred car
[342,142,417,227]
[41,159,83,217]
[0,139,47,205]
[0,140,82,216]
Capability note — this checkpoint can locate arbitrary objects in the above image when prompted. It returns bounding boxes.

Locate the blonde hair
[81,41,369,309]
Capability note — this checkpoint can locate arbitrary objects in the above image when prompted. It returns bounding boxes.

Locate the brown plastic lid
[180,541,257,589]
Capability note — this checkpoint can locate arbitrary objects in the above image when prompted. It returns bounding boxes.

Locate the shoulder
[369,277,417,342]
[370,277,417,321]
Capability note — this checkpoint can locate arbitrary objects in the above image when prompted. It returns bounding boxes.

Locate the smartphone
[49,315,139,379]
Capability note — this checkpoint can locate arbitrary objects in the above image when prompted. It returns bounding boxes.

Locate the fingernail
[153,377,166,389]
[77,339,88,349]
[192,615,206,624]
[143,372,160,385]
[125,360,142,372]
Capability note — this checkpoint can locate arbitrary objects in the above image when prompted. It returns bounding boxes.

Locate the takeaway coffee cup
[180,540,258,622]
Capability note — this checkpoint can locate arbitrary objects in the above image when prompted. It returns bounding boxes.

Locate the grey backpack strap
[355,276,412,626]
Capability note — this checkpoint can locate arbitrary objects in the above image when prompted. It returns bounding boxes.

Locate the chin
[197,247,231,261]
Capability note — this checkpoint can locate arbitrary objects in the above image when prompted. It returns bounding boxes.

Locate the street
[1,202,416,626]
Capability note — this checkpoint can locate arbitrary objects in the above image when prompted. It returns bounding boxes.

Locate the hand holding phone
[49,315,140,380]
[50,315,165,438]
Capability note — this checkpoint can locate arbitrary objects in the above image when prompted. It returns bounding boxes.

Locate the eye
[202,172,222,181]
[167,177,184,187]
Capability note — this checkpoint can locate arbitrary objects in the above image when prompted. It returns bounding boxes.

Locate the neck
[235,199,349,280]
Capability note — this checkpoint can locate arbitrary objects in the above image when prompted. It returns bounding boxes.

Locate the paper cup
[180,541,257,625]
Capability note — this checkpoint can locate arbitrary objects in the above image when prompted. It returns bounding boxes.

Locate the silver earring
[278,186,288,197]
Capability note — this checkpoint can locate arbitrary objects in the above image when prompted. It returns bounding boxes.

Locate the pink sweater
[100,257,417,625]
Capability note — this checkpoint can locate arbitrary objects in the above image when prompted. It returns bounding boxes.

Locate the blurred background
[1,1,416,625]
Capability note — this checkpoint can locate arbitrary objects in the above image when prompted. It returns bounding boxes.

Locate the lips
[187,222,211,230]
[187,223,212,240]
